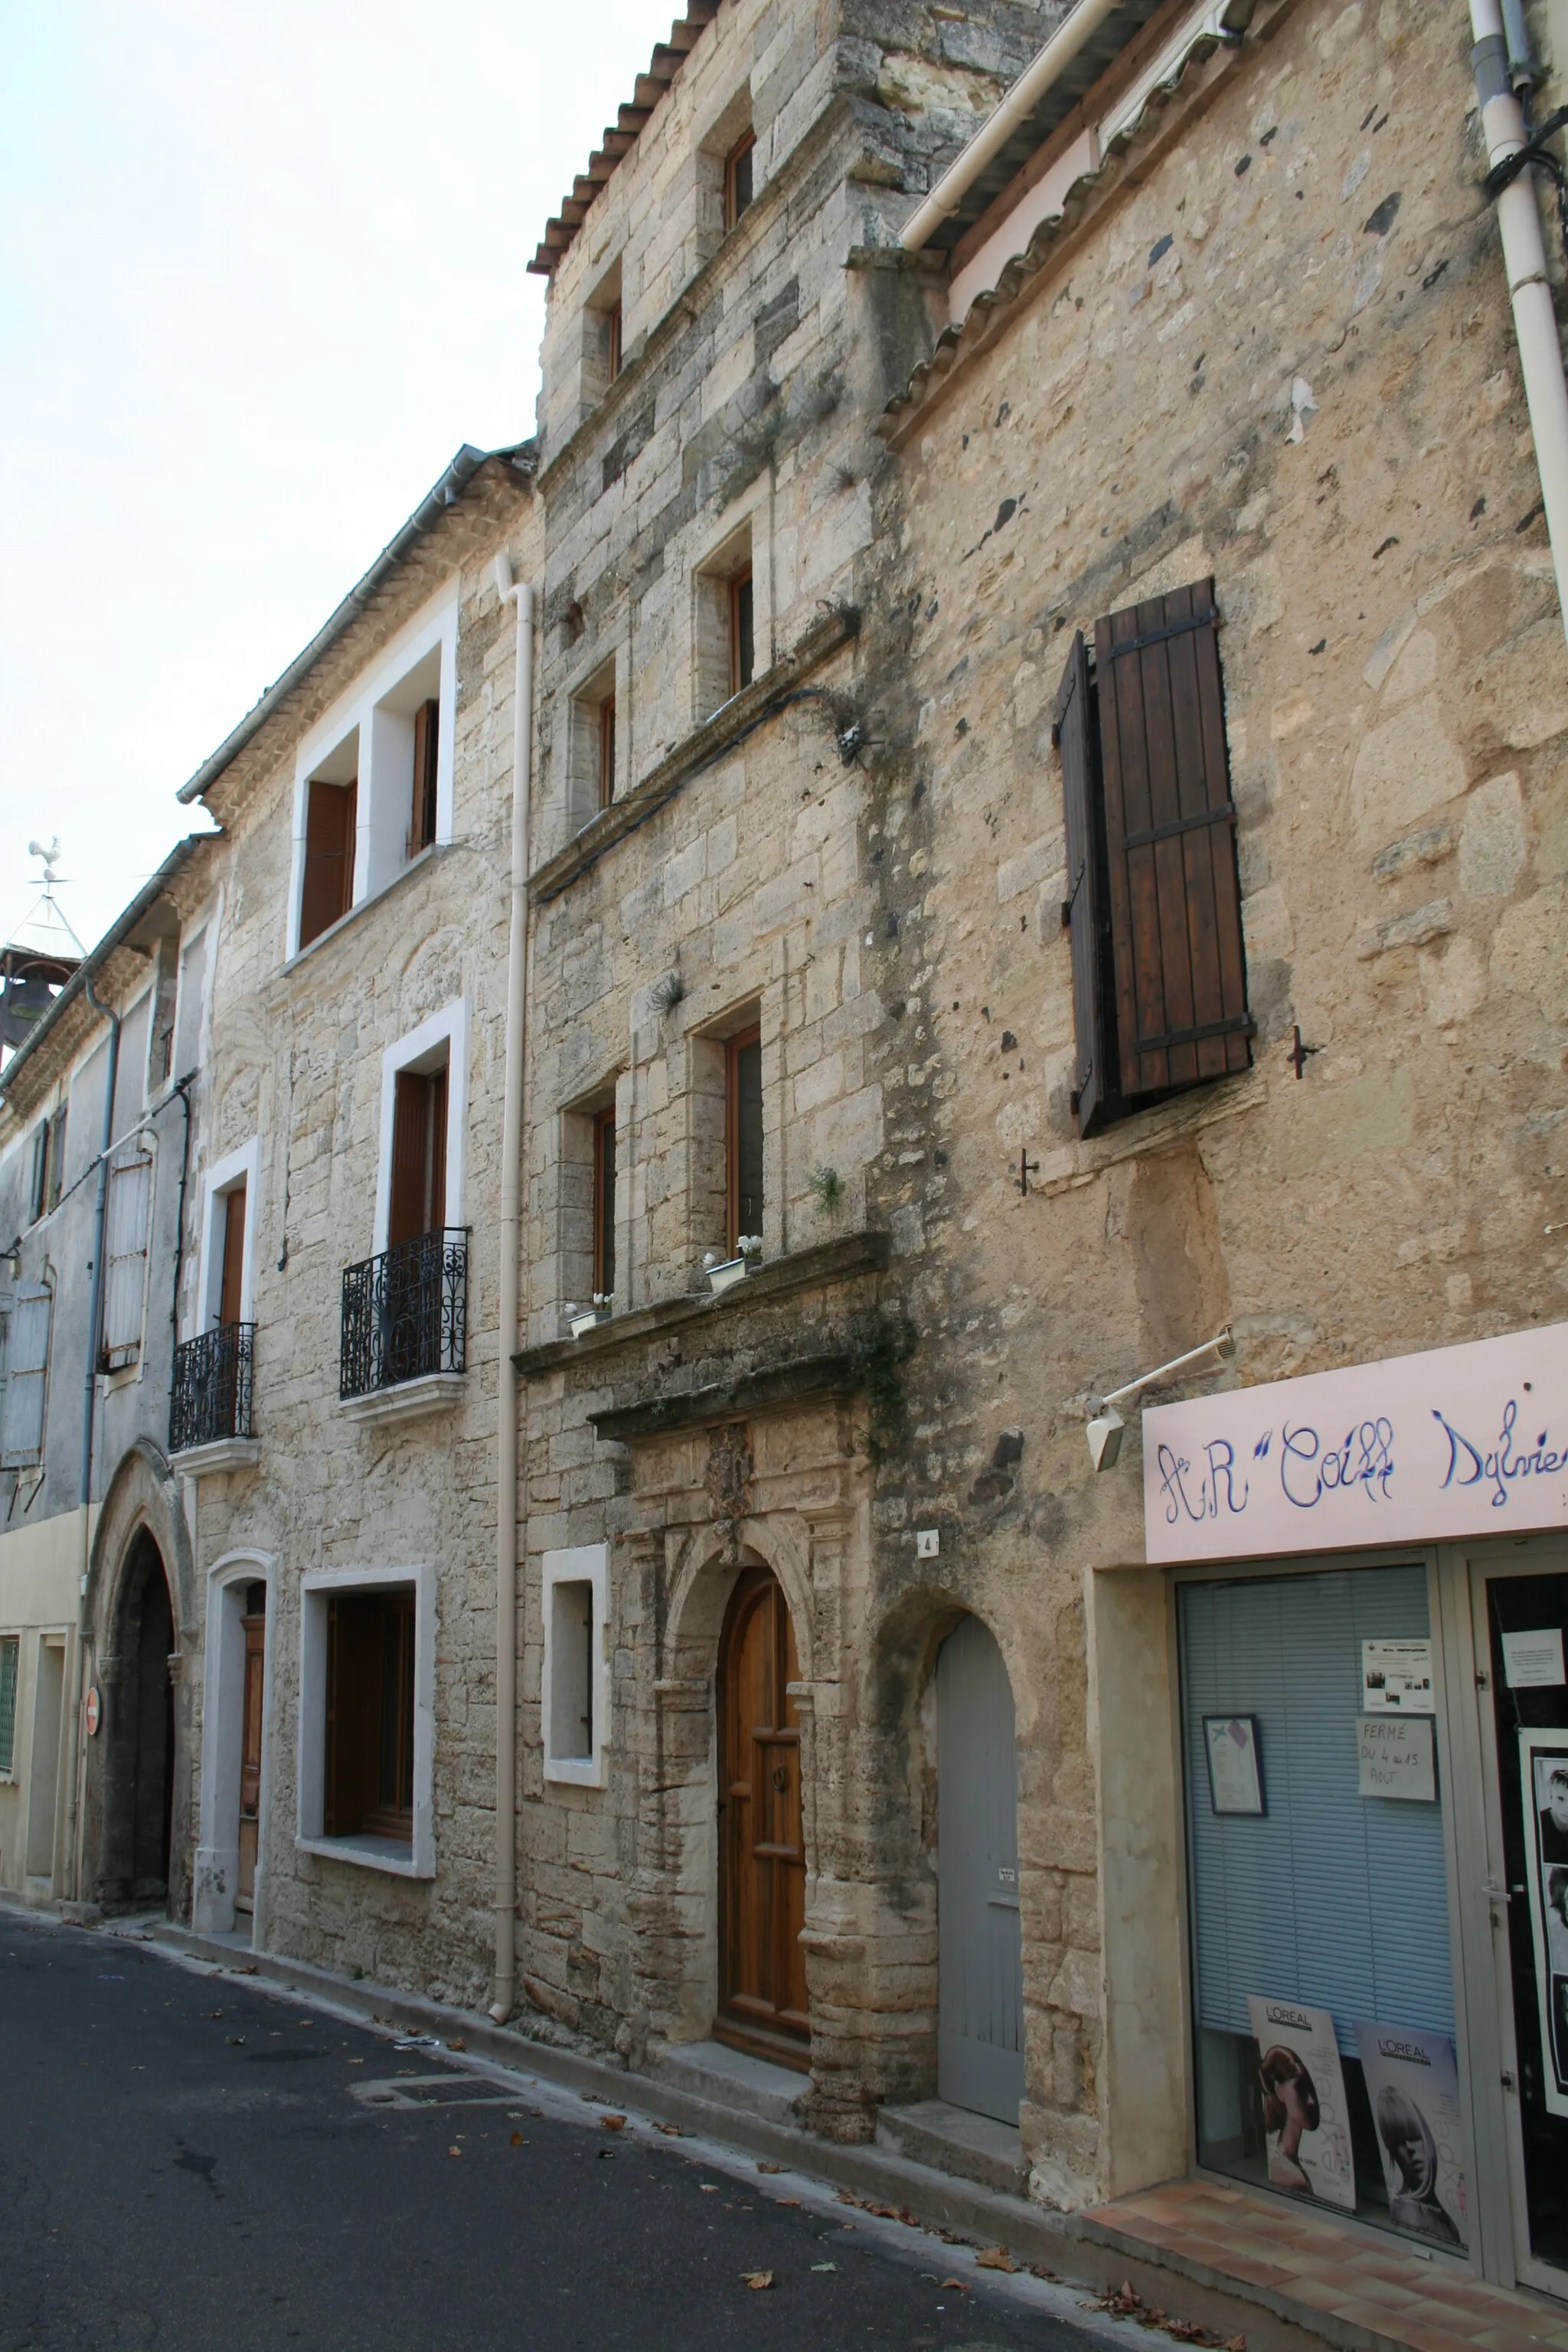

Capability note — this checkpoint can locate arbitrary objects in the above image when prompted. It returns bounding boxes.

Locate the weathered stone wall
[849,0,1568,2200]
[184,468,537,2001]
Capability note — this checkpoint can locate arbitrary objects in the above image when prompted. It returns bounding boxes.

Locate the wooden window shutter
[325,1593,382,1837]
[218,1181,247,1328]
[299,778,357,949]
[411,700,439,855]
[426,1064,448,1233]
[388,1072,429,1249]
[102,1152,152,1367]
[1096,579,1252,1099]
[1,1285,51,1467]
[1053,630,1118,1135]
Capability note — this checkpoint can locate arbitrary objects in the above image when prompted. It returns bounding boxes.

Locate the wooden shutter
[1053,630,1118,1135]
[388,1067,446,1248]
[1,1285,51,1467]
[593,1106,617,1298]
[730,569,754,695]
[426,1065,447,1232]
[325,1593,382,1837]
[1095,580,1252,1099]
[727,1029,763,1250]
[102,1152,152,1367]
[218,1181,247,1328]
[46,1107,67,1212]
[299,778,357,949]
[0,1637,17,1776]
[410,699,439,854]
[28,1125,47,1223]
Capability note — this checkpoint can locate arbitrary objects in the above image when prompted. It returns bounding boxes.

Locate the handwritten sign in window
[1356,1715,1436,1803]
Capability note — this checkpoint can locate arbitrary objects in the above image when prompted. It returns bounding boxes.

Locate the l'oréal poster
[1245,1995,1356,2210]
[1354,2024,1468,2249]
[1520,1728,1568,2119]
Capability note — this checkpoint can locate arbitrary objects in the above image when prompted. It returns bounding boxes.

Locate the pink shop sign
[1142,1321,1568,1565]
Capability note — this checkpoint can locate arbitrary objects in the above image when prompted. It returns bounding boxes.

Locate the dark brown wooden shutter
[1053,630,1117,1135]
[388,1073,428,1248]
[218,1181,247,1327]
[1095,579,1251,1099]
[325,1594,381,1837]
[426,1065,447,1233]
[411,699,439,854]
[299,778,357,949]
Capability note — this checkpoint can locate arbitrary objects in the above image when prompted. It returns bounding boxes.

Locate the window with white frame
[0,1285,51,1468]
[297,1564,435,1876]
[173,923,210,1081]
[289,599,457,959]
[374,1003,467,1257]
[198,1141,258,1333]
[101,1149,152,1370]
[542,1544,609,1787]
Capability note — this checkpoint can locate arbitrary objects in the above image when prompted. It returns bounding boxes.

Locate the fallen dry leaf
[975,2249,1018,2273]
[1029,2264,1060,2282]
[776,2197,802,2207]
[700,2184,720,2194]
[446,2037,466,2053]
[653,2122,686,2137]
[599,2114,626,2132]
[447,2146,462,2158]
[938,2278,971,2292]
[741,2272,775,2292]
[756,2161,782,2174]
[510,2132,525,2147]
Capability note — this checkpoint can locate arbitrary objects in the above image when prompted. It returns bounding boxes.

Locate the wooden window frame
[387,1059,449,1251]
[325,1586,416,1844]
[606,299,623,384]
[729,566,755,699]
[409,697,440,858]
[598,694,616,810]
[725,1024,763,1256]
[1054,576,1252,1137]
[217,1180,247,1330]
[724,129,756,232]
[299,774,358,951]
[592,1105,617,1301]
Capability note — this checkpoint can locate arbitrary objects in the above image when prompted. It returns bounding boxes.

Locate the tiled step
[875,2099,1028,2198]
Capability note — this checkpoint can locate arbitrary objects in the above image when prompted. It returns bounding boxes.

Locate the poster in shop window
[1353,2023,1468,2249]
[1245,1995,1356,2210]
[1519,1729,1568,2120]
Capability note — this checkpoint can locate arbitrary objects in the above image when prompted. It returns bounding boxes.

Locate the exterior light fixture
[1086,1328,1233,1472]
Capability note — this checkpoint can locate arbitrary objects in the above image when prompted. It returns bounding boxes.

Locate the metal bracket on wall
[1289,1024,1321,1080]
[1016,1149,1040,1197]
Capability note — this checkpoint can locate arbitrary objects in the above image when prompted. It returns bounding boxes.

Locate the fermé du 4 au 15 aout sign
[1142,1320,1568,1566]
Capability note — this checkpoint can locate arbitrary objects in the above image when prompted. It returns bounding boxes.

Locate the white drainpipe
[491,554,535,2024]
[900,0,1123,251]
[1471,0,1568,648]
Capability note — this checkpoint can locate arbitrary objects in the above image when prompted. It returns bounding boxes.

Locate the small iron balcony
[170,1321,256,1453]
[340,1228,468,1401]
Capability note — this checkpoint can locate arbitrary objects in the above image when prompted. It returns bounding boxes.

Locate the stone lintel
[589,1352,855,1448]
[335,1372,466,1429]
[169,1436,262,1478]
[514,1228,890,1378]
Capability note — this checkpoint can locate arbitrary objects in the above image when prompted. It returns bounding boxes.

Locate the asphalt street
[0,1913,1117,2352]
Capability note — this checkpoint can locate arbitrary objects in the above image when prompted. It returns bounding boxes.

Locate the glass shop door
[1470,1554,1568,2300]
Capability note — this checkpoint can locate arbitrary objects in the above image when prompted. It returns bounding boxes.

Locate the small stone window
[542,1544,609,1788]
[724,129,756,231]
[569,657,619,828]
[694,526,755,720]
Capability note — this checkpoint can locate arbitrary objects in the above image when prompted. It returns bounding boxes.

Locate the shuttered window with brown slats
[299,777,357,950]
[1054,579,1252,1136]
[410,698,439,857]
[387,1063,448,1250]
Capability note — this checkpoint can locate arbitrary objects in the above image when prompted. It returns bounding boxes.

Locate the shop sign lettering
[1142,1321,1568,1563]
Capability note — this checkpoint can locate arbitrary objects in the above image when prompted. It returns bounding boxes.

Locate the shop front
[1141,1322,1568,2301]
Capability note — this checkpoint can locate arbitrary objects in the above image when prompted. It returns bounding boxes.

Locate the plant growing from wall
[650,969,686,1017]
[846,1308,917,1466]
[808,1165,842,1217]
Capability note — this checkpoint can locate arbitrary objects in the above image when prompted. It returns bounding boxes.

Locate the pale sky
[0,0,681,952]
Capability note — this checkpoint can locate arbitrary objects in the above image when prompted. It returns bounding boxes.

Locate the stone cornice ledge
[529,606,859,906]
[590,1351,856,1446]
[170,1437,261,1478]
[514,1229,890,1378]
[335,1372,466,1429]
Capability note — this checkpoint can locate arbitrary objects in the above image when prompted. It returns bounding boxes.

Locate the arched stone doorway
[936,1612,1024,2124]
[100,1532,178,1909]
[716,1561,809,2067]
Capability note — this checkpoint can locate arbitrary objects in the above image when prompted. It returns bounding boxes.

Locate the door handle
[1482,1881,1512,1904]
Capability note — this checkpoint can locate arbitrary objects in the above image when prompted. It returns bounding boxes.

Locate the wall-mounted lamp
[0,1237,20,1281]
[1086,1328,1233,1472]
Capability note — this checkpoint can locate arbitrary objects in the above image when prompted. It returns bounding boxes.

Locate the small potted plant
[704,1236,762,1295]
[567,1292,614,1338]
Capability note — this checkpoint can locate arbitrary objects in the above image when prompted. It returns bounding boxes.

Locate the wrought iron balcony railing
[340,1227,468,1401]
[170,1321,255,1453]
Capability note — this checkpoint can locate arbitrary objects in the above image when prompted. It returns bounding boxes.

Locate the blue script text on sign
[1142,1321,1568,1563]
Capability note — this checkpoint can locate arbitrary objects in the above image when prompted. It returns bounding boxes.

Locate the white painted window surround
[194,1136,260,1334]
[542,1543,610,1789]
[193,1550,277,1939]
[286,591,459,960]
[372,999,469,1257]
[174,902,218,1083]
[296,1561,436,1879]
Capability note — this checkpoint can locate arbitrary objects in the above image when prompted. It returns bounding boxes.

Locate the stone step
[875,2099,1028,2198]
[652,2038,805,2127]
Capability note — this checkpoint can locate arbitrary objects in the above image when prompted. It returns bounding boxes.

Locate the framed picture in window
[1203,1714,1265,1816]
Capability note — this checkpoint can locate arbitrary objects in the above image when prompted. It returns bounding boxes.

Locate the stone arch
[83,1441,198,1919]
[663,1509,816,1684]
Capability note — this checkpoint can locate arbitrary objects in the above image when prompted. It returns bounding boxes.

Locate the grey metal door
[937,1613,1024,2122]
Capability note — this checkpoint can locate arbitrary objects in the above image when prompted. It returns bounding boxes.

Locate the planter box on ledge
[570,1308,613,1338]
[706,1256,760,1295]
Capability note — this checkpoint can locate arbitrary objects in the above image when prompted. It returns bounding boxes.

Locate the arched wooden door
[937,1612,1024,2123]
[717,1566,809,2066]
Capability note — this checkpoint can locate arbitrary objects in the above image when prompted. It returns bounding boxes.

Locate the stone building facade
[7,0,1568,2311]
